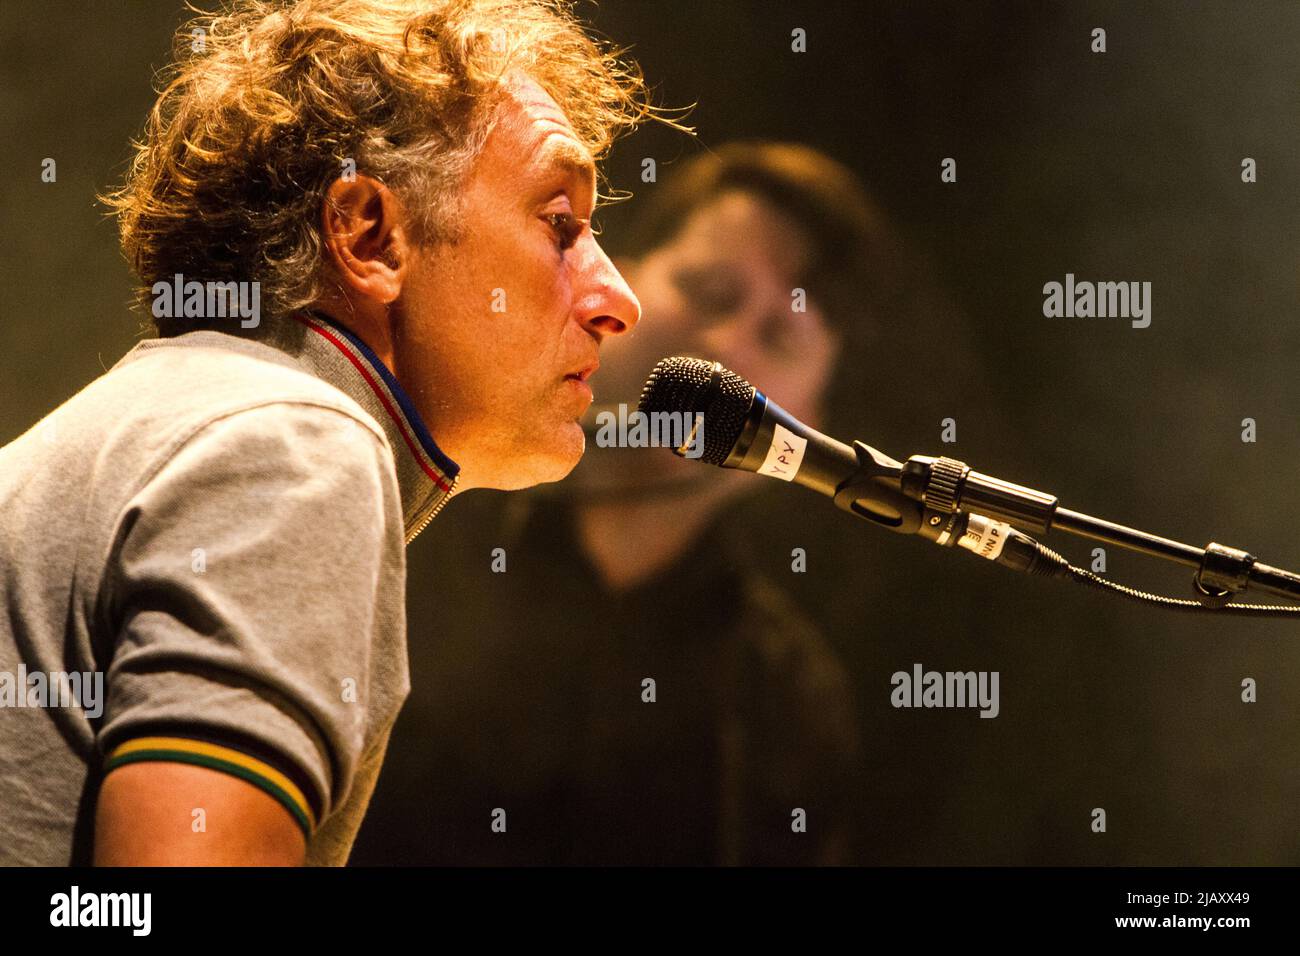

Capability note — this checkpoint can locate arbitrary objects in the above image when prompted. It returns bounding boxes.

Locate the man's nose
[574,239,641,339]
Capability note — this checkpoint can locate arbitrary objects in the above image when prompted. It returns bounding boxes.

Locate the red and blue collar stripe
[292,312,459,492]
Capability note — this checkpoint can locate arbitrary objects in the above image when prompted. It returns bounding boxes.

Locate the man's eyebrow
[533,136,597,197]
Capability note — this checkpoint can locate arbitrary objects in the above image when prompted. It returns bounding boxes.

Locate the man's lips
[564,361,599,383]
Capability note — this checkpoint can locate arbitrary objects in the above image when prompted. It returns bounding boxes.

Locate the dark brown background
[2,1,1298,864]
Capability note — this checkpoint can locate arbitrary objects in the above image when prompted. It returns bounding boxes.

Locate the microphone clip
[831,441,925,535]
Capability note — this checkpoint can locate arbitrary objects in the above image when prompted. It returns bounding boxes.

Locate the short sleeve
[96,402,410,840]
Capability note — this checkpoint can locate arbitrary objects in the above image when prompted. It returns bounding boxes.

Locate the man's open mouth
[565,362,599,383]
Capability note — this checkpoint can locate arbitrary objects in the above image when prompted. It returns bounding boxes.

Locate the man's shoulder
[0,330,399,528]
[109,331,383,436]
[105,330,346,403]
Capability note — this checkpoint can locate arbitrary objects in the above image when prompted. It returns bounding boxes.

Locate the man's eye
[545,212,582,250]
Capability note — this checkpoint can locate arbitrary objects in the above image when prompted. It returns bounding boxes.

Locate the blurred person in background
[355,142,914,865]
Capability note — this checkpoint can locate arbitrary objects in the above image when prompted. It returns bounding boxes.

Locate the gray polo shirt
[0,312,459,865]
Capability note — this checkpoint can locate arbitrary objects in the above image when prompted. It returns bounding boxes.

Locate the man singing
[0,0,654,865]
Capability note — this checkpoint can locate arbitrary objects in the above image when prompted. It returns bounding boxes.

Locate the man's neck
[311,299,398,373]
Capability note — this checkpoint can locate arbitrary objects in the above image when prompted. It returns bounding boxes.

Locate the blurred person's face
[394,74,641,490]
[583,189,838,486]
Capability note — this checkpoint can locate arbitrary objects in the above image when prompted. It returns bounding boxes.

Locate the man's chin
[544,423,587,484]
[489,421,586,491]
[567,439,719,498]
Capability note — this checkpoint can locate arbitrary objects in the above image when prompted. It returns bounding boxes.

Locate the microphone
[637,355,862,496]
[637,356,1300,611]
[637,356,1062,575]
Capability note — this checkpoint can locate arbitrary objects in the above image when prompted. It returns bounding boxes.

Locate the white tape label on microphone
[957,513,1012,561]
[758,423,807,482]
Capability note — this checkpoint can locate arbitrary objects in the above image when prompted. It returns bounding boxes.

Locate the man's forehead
[500,74,595,173]
[532,135,596,191]
[504,73,573,127]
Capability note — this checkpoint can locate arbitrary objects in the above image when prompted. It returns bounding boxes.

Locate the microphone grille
[637,356,755,465]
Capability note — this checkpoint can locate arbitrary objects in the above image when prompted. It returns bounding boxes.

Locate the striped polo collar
[281,311,460,543]
[170,309,461,544]
[121,311,460,542]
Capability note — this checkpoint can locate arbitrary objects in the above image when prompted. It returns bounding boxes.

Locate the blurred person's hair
[103,0,667,336]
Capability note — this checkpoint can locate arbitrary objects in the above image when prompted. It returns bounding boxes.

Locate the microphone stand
[828,442,1300,614]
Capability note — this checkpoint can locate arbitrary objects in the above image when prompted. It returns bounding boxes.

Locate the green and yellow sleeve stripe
[104,736,318,838]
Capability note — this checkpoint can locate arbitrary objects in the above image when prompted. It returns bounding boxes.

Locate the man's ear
[321,175,409,305]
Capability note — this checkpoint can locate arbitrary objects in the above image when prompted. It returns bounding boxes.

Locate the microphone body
[637,356,1064,577]
[724,390,859,497]
[638,356,915,527]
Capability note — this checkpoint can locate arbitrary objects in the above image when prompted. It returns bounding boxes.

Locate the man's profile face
[395,74,640,491]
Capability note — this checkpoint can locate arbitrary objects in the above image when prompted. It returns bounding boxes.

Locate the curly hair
[104,0,663,335]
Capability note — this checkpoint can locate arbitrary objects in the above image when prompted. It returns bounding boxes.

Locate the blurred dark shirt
[352,495,864,865]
